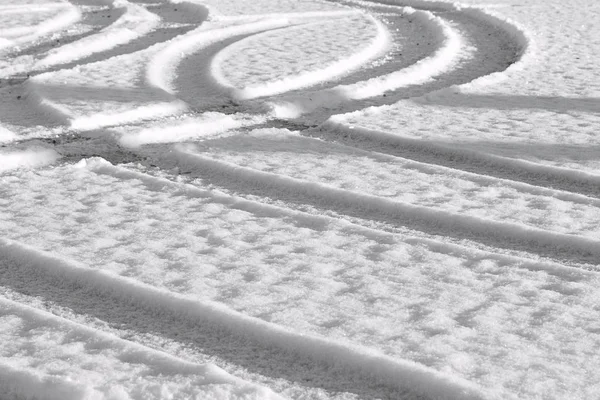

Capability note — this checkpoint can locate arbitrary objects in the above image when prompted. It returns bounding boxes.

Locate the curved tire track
[3,1,586,399]
[169,145,600,266]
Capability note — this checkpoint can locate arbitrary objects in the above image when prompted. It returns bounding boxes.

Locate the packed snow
[1,0,599,399]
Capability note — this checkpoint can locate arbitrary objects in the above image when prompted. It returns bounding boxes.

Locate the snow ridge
[0,296,284,400]
[35,0,160,68]
[269,7,465,118]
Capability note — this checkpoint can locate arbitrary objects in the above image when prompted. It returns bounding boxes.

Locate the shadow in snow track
[174,33,257,113]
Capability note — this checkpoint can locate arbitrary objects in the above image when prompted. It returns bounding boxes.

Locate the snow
[0,148,60,172]
[211,12,390,100]
[0,0,80,51]
[329,0,600,175]
[1,0,600,399]
[35,0,160,68]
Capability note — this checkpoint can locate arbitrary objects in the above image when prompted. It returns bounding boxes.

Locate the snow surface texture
[1,0,599,399]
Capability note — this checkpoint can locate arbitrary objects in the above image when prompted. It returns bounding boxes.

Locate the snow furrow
[147,19,294,95]
[175,130,600,235]
[24,17,295,131]
[2,0,599,399]
[0,1,125,78]
[47,2,209,71]
[0,1,81,51]
[1,159,599,400]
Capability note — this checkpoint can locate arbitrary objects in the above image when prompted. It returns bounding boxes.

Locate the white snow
[1,0,600,399]
[269,5,469,118]
[0,148,59,172]
[0,126,17,143]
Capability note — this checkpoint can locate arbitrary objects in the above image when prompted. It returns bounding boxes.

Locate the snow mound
[0,148,59,172]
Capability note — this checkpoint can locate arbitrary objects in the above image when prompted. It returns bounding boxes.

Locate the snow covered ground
[1,0,599,399]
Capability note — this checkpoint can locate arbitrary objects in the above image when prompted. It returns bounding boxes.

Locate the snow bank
[0,234,493,400]
[0,148,59,172]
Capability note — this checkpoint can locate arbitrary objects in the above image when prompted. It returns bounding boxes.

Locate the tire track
[257,0,521,121]
[3,159,597,399]
[0,200,492,400]
[169,145,600,266]
[4,0,592,398]
[5,0,125,63]
[313,122,600,199]
[0,295,281,400]
[35,1,208,73]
